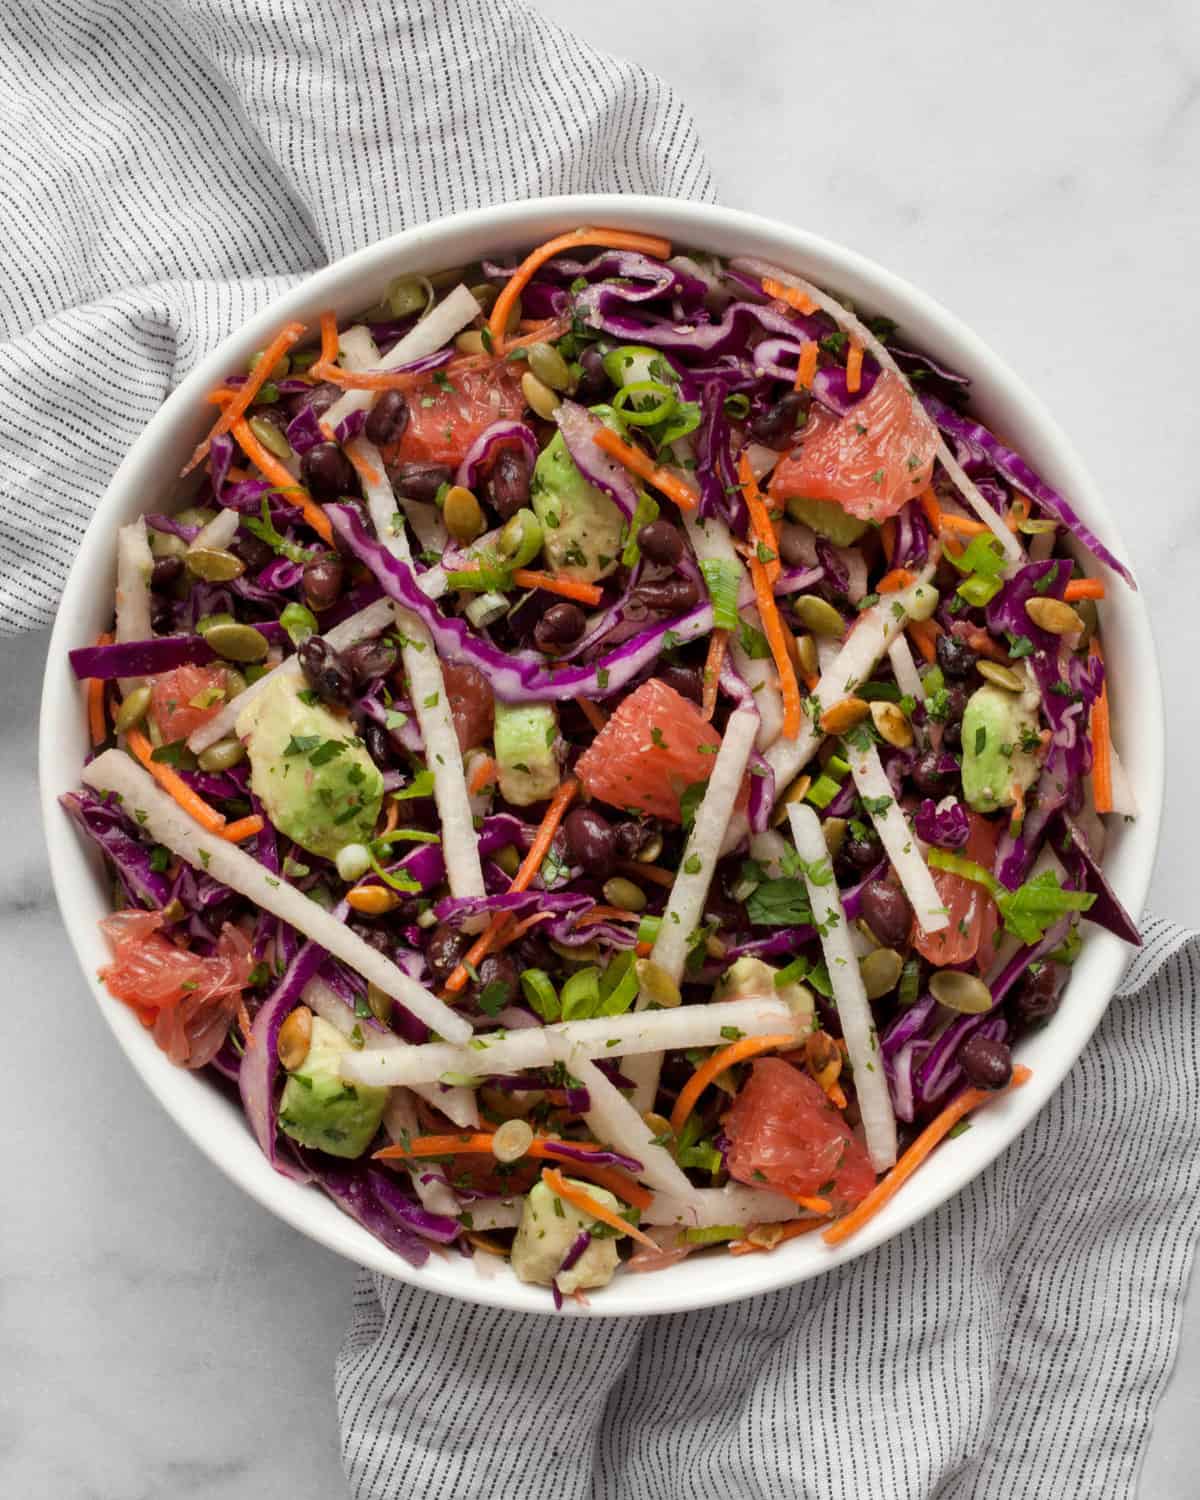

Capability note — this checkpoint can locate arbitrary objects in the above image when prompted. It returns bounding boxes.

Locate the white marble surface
[5,1,1199,1494]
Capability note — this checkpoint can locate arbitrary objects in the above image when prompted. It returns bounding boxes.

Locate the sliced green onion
[774,956,810,988]
[682,1224,743,1245]
[699,557,742,633]
[927,848,1003,897]
[612,380,678,427]
[805,773,843,810]
[723,393,751,420]
[465,591,509,628]
[676,1144,723,1174]
[445,562,513,592]
[520,968,560,1022]
[957,573,1003,607]
[596,950,639,1017]
[372,829,441,848]
[366,851,422,894]
[279,602,318,645]
[560,966,602,1021]
[897,956,922,1007]
[636,913,662,947]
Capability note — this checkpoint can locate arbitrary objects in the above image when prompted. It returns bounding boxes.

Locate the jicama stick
[115,518,155,694]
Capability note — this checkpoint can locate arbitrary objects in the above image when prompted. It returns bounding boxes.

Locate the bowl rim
[39,192,1164,1317]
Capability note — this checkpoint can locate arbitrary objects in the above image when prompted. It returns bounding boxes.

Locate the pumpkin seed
[387,274,433,318]
[455,330,487,355]
[197,737,246,772]
[642,1111,673,1140]
[822,816,848,859]
[636,959,681,1009]
[492,1118,534,1163]
[160,897,185,923]
[367,982,393,1025]
[793,631,819,681]
[346,886,400,915]
[526,341,571,392]
[250,349,290,378]
[202,621,270,663]
[602,877,647,913]
[859,946,904,999]
[223,667,248,698]
[248,415,293,461]
[793,594,846,638]
[635,832,664,864]
[819,696,870,735]
[149,530,187,559]
[1025,596,1083,636]
[113,684,152,733]
[428,265,467,291]
[978,660,1025,692]
[746,1223,785,1250]
[521,369,561,421]
[277,1005,313,1071]
[494,844,521,878]
[930,969,994,1014]
[1073,596,1099,649]
[496,508,543,567]
[175,505,217,529]
[468,282,499,313]
[772,773,812,827]
[442,485,485,543]
[550,939,603,965]
[870,700,914,748]
[185,546,245,582]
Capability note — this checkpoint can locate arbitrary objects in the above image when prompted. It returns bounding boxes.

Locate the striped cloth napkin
[4,5,1195,1499]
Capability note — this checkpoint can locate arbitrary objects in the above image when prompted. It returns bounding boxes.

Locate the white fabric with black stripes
[6,6,1196,1498]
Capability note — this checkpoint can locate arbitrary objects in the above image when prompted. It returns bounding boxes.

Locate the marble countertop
[6,1,1199,1494]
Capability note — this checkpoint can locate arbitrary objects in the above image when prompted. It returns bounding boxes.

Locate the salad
[66,226,1141,1301]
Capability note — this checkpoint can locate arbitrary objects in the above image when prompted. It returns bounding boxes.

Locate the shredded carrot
[907,617,943,664]
[963,627,1011,664]
[635,939,653,957]
[616,861,676,888]
[938,511,989,537]
[792,1194,832,1215]
[86,632,112,745]
[728,1219,828,1256]
[880,518,897,566]
[487,228,673,347]
[576,698,608,733]
[229,416,334,545]
[823,1065,1033,1246]
[502,316,572,352]
[467,756,497,795]
[1007,494,1031,532]
[670,1033,798,1137]
[738,452,780,583]
[1009,780,1026,836]
[204,387,235,406]
[236,996,256,1049]
[701,628,728,722]
[827,1082,848,1110]
[749,554,802,739]
[540,1166,659,1246]
[181,319,307,475]
[576,905,639,926]
[917,488,942,532]
[760,276,818,315]
[845,341,864,395]
[794,341,818,392]
[1089,639,1113,813]
[1065,578,1105,602]
[342,442,383,489]
[445,779,579,992]
[312,364,433,392]
[591,427,697,512]
[380,797,400,839]
[877,568,916,594]
[125,729,226,835]
[220,814,264,843]
[511,569,604,606]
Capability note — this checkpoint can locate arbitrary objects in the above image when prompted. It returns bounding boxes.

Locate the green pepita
[793,594,846,638]
[1025,596,1083,637]
[860,947,904,1000]
[247,415,293,461]
[196,737,247,772]
[1072,597,1099,650]
[772,773,812,827]
[174,505,217,529]
[930,969,994,1014]
[455,330,487,356]
[468,282,499,313]
[149,530,187,560]
[978,660,1025,693]
[185,547,245,582]
[822,816,848,859]
[635,959,682,1009]
[387,274,433,319]
[250,349,290,378]
[367,982,393,1025]
[494,845,521,878]
[443,485,485,544]
[202,621,270,663]
[521,370,561,421]
[602,877,647,913]
[635,832,664,864]
[793,631,819,682]
[496,509,543,568]
[113,684,152,734]
[526,341,572,393]
[870,700,914,748]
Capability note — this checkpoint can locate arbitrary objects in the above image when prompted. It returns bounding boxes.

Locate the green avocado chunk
[511,1177,621,1293]
[278,1016,388,1158]
[493,701,560,807]
[530,430,624,583]
[784,495,870,546]
[714,956,815,1031]
[960,683,1041,813]
[237,670,382,859]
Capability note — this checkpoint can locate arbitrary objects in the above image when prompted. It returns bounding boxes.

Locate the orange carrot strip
[229,417,334,545]
[761,276,818,316]
[729,1219,828,1255]
[204,387,235,406]
[487,228,673,346]
[701,628,728,722]
[1089,639,1113,813]
[907,617,943,664]
[468,756,497,795]
[343,442,383,489]
[963,628,1011,664]
[823,1066,1033,1247]
[738,452,780,583]
[938,511,989,537]
[1009,780,1026,836]
[373,1133,653,1207]
[670,1033,798,1137]
[877,568,916,594]
[125,729,226,835]
[1007,494,1031,532]
[511,569,604,606]
[794,341,818,392]
[220,815,264,843]
[445,779,579,992]
[635,940,653,957]
[577,905,640,927]
[1065,578,1105,602]
[319,310,340,367]
[540,1166,659,1247]
[502,316,573,352]
[86,632,112,745]
[591,427,697,512]
[616,861,676,888]
[576,698,608,733]
[748,554,802,739]
[311,363,436,392]
[182,319,307,475]
[918,488,942,532]
[792,1194,832,1215]
[845,341,864,395]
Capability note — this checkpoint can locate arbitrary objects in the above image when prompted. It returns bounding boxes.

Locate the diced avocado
[530,430,623,583]
[785,496,870,546]
[961,683,1041,813]
[493,701,560,807]
[714,956,815,1031]
[511,1176,621,1293]
[237,670,382,859]
[278,1016,388,1158]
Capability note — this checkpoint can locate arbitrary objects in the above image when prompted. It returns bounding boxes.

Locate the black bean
[388,461,453,504]
[285,381,339,421]
[150,556,183,591]
[656,664,703,703]
[936,633,978,680]
[959,1034,1013,1090]
[297,636,353,707]
[364,390,410,447]
[342,637,399,686]
[427,922,469,984]
[485,449,531,520]
[248,403,289,432]
[563,806,616,878]
[748,389,810,447]
[230,534,275,573]
[363,722,395,768]
[859,881,912,947]
[151,597,174,633]
[842,825,883,871]
[613,820,656,861]
[302,553,345,612]
[637,520,684,567]
[912,749,954,797]
[534,602,586,651]
[301,442,356,501]
[1013,962,1062,1025]
[776,524,814,569]
[473,953,518,1010]
[574,346,607,402]
[631,576,700,613]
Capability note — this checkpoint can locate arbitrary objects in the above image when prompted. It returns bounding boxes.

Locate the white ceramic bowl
[40,195,1163,1316]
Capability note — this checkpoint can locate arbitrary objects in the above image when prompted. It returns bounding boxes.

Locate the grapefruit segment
[379,363,525,466]
[150,665,230,744]
[912,810,1001,968]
